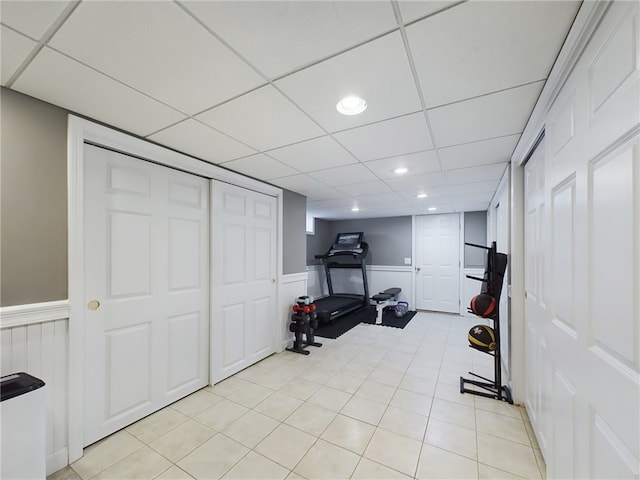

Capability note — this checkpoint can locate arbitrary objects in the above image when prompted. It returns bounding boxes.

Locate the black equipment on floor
[460,241,513,404]
[314,232,370,324]
[286,296,322,355]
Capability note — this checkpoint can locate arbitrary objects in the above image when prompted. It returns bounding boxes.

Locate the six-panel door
[83,144,210,446]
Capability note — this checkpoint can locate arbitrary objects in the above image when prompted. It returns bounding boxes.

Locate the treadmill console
[329,232,364,255]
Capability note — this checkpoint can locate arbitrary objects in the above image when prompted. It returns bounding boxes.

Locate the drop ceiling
[0,0,581,220]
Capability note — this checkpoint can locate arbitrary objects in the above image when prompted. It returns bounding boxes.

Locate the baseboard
[47,447,68,476]
[280,337,293,352]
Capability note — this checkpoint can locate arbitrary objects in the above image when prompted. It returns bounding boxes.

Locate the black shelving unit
[460,241,513,404]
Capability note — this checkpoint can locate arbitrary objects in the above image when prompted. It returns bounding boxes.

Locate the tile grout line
[57,313,541,480]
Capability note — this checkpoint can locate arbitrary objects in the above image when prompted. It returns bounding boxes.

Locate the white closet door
[415,213,460,313]
[211,181,277,384]
[526,2,639,477]
[524,138,551,457]
[83,144,210,446]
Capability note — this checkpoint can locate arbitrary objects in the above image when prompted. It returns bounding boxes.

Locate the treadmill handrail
[314,242,369,259]
[326,262,366,269]
[315,241,370,305]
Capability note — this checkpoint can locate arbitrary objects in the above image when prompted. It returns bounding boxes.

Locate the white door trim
[67,116,283,462]
[511,1,610,164]
[458,212,465,316]
[504,2,610,405]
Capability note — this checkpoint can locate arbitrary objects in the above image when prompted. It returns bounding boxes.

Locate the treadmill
[314,232,370,324]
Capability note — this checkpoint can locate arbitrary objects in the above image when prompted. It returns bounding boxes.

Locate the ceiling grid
[0,0,582,219]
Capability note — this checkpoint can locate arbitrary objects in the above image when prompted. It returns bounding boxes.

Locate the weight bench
[371,288,401,325]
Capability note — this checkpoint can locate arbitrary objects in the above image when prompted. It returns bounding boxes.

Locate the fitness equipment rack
[460,241,513,404]
[287,296,322,355]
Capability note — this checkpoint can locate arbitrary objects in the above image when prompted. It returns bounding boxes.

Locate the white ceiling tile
[334,112,433,161]
[439,135,520,171]
[49,1,265,115]
[447,180,500,195]
[398,185,451,202]
[363,150,440,179]
[453,203,489,213]
[407,1,580,107]
[307,197,359,212]
[182,1,397,79]
[1,26,35,85]
[148,119,256,165]
[352,192,405,206]
[222,154,298,180]
[267,136,356,172]
[414,203,455,215]
[397,1,458,24]
[0,1,72,40]
[307,198,361,219]
[270,174,327,193]
[197,85,324,151]
[309,196,410,219]
[451,192,494,211]
[351,199,411,216]
[445,163,508,185]
[308,163,378,187]
[335,181,392,197]
[384,172,447,191]
[304,188,348,202]
[275,32,422,132]
[0,1,579,221]
[428,81,544,148]
[13,47,186,137]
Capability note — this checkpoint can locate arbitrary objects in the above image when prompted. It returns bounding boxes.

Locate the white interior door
[524,2,639,477]
[524,138,551,457]
[415,213,460,313]
[83,144,210,446]
[211,181,277,384]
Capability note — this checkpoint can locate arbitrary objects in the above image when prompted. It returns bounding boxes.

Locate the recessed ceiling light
[351,206,360,212]
[394,167,408,175]
[337,95,367,116]
[428,207,437,211]
[417,193,427,199]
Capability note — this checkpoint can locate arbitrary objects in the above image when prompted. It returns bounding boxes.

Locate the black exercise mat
[313,308,373,339]
[362,309,417,329]
[314,308,417,339]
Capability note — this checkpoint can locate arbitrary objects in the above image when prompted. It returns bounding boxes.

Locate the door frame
[67,116,283,462]
[504,2,609,408]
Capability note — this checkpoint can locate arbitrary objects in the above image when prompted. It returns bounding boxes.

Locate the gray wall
[0,88,309,306]
[282,189,307,275]
[306,218,332,265]
[306,216,412,266]
[306,213,488,269]
[464,211,488,268]
[1,88,68,307]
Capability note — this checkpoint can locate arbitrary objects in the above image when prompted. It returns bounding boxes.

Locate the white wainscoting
[0,300,70,476]
[306,265,326,300]
[278,272,308,351]
[307,265,414,309]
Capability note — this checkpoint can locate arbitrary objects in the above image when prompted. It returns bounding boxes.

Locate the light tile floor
[49,311,545,480]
